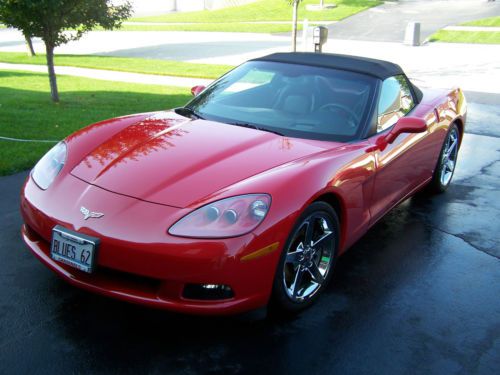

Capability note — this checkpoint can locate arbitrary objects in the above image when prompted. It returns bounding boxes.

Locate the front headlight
[168,194,271,238]
[32,142,67,190]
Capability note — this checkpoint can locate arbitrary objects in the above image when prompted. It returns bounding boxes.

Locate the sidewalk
[445,26,500,32]
[123,21,336,25]
[0,62,212,87]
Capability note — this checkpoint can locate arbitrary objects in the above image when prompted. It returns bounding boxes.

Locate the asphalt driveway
[327,0,500,42]
[0,93,499,375]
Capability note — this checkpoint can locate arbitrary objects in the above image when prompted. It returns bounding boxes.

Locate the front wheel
[428,123,460,193]
[270,201,339,313]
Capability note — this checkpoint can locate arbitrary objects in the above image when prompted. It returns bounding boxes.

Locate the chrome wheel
[283,213,335,302]
[440,127,459,186]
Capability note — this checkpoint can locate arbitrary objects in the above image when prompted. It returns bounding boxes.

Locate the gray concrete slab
[0,95,499,374]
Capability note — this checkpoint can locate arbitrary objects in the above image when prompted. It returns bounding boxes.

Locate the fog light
[183,284,234,300]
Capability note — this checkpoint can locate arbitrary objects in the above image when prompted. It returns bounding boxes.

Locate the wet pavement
[0,93,499,375]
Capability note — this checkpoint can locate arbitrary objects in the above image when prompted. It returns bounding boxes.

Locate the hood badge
[80,206,104,220]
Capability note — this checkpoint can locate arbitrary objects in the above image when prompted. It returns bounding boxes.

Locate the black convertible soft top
[253,52,404,80]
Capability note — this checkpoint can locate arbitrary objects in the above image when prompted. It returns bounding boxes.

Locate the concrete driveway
[1,92,499,374]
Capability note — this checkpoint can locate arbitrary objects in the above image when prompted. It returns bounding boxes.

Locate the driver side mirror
[191,85,206,96]
[385,117,427,144]
[371,117,427,152]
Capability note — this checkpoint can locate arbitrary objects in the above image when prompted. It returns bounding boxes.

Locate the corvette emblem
[80,206,104,220]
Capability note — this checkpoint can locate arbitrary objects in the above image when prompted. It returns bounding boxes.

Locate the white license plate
[50,225,99,273]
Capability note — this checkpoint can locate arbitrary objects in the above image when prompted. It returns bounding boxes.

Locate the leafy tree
[0,0,132,102]
[0,4,36,55]
[287,0,302,52]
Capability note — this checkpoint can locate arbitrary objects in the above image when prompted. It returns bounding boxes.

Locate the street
[0,92,499,375]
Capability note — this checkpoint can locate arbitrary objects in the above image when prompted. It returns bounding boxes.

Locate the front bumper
[20,174,282,315]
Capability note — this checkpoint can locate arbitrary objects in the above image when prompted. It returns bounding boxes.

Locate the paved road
[327,0,500,42]
[1,92,499,374]
[0,28,289,62]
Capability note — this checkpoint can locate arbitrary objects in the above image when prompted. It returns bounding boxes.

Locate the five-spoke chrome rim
[440,128,459,186]
[283,213,335,302]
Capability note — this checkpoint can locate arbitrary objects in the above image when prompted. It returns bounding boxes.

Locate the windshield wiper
[227,122,284,136]
[174,107,205,120]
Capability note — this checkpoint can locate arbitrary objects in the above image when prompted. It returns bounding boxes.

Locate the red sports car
[20,53,466,315]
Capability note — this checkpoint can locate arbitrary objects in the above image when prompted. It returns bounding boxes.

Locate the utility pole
[291,0,299,52]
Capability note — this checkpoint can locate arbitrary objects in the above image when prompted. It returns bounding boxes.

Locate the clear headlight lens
[169,194,271,238]
[32,142,67,190]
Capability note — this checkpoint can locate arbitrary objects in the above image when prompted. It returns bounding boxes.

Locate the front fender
[209,141,377,255]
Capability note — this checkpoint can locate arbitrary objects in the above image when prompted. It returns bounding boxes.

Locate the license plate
[50,225,99,273]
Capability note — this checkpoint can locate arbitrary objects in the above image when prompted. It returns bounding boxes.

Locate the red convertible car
[20,53,466,315]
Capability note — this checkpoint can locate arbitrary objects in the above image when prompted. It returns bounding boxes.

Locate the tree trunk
[24,33,36,56]
[291,0,299,52]
[45,43,60,103]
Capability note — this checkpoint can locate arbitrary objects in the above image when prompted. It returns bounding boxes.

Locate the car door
[368,75,433,224]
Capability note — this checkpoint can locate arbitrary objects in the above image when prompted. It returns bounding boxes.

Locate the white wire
[0,136,58,143]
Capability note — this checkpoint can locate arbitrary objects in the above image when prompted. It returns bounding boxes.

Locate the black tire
[270,201,340,314]
[427,123,460,194]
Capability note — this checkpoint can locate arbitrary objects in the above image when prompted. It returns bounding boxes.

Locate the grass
[430,15,500,44]
[0,70,192,175]
[429,30,500,44]
[132,0,379,22]
[0,52,233,79]
[461,16,500,27]
[0,24,5,29]
[118,22,297,33]
[129,0,381,32]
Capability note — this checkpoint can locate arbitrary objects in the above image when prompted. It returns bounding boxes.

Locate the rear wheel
[270,202,339,313]
[428,124,460,193]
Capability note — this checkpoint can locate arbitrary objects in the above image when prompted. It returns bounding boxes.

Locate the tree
[0,1,131,102]
[288,0,302,52]
[23,31,35,56]
[0,3,35,55]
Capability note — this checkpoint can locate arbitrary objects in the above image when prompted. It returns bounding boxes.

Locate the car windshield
[186,61,377,142]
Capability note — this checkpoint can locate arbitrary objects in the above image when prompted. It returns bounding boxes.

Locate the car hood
[71,111,340,208]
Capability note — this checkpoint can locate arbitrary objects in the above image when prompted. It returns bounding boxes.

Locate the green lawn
[429,30,500,44]
[0,52,232,79]
[0,70,192,175]
[119,22,296,33]
[130,0,381,32]
[462,16,500,27]
[0,24,5,29]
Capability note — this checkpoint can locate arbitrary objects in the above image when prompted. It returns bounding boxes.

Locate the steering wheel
[318,103,359,129]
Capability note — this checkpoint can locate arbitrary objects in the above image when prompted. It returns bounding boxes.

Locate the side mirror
[385,117,427,144]
[191,85,206,96]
